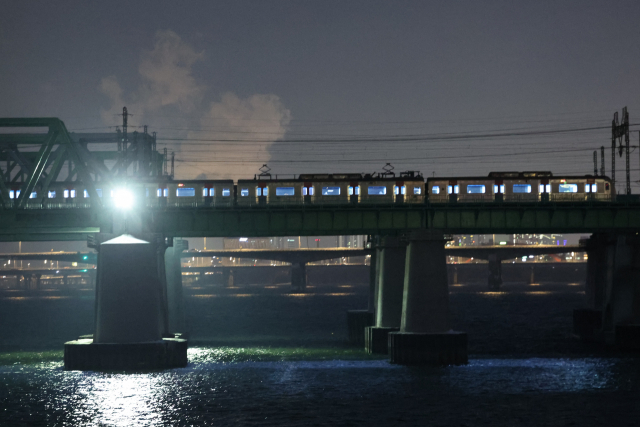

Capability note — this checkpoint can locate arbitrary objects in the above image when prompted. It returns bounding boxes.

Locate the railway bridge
[2,117,639,367]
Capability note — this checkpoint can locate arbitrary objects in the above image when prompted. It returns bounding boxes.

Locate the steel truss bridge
[2,117,640,242]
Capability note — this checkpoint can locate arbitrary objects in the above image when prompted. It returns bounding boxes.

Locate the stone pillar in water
[365,236,405,354]
[389,230,467,365]
[94,234,164,343]
[165,238,187,335]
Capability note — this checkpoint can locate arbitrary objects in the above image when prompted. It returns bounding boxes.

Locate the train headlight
[113,188,134,210]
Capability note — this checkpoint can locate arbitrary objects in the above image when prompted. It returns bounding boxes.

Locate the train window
[493,185,499,194]
[432,186,440,194]
[84,190,90,198]
[592,184,597,192]
[545,184,550,193]
[401,186,406,195]
[176,188,196,197]
[414,187,421,195]
[368,186,386,195]
[263,188,268,196]
[209,188,215,197]
[394,186,399,195]
[240,188,249,197]
[202,188,208,197]
[276,187,296,196]
[9,190,14,199]
[222,189,231,197]
[348,186,360,196]
[512,184,531,193]
[70,190,76,198]
[322,187,340,196]
[63,190,69,198]
[447,186,452,195]
[454,185,459,194]
[30,192,37,199]
[163,188,168,197]
[157,189,162,197]
[48,191,56,198]
[585,184,591,193]
[559,184,578,193]
[539,185,544,193]
[302,187,307,196]
[467,185,485,194]
[257,187,262,196]
[96,189,103,197]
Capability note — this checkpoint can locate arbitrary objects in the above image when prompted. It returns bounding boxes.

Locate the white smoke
[188,92,291,179]
[99,30,290,180]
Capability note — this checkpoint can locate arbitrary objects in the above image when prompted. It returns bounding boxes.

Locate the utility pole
[600,146,605,176]
[612,107,631,194]
[163,148,168,176]
[170,152,175,178]
[593,151,598,175]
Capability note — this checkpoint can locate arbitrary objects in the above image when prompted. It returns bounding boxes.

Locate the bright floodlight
[113,188,134,210]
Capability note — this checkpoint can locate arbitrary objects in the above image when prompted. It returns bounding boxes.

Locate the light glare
[114,188,134,210]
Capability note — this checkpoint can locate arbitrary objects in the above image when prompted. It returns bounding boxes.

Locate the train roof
[426,174,611,182]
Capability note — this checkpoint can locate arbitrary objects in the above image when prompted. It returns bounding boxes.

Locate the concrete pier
[165,238,188,336]
[365,236,405,354]
[574,233,640,349]
[389,231,467,365]
[347,240,378,346]
[291,262,307,291]
[64,234,187,370]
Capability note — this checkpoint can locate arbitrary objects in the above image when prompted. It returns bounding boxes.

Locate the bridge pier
[291,262,307,291]
[365,236,405,354]
[348,240,377,345]
[389,231,467,365]
[64,234,187,370]
[165,238,188,336]
[574,233,640,349]
[488,254,502,290]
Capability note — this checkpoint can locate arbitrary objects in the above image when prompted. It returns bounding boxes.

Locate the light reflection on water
[0,349,636,426]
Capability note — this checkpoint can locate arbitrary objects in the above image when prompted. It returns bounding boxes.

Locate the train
[5,171,615,208]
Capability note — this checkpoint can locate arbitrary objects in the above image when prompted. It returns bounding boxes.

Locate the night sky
[1,1,640,184]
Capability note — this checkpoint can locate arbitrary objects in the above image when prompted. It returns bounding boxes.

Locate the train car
[237,175,304,206]
[427,172,614,203]
[358,171,424,204]
[158,179,234,207]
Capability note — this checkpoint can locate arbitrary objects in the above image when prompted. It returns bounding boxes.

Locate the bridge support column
[165,238,188,336]
[64,234,187,371]
[347,239,378,346]
[365,236,405,354]
[389,231,467,365]
[291,262,307,291]
[488,254,502,290]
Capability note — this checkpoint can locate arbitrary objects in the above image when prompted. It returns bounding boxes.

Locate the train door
[348,182,360,204]
[539,179,550,202]
[493,179,504,202]
[257,182,268,205]
[302,182,314,204]
[447,180,458,203]
[394,181,406,203]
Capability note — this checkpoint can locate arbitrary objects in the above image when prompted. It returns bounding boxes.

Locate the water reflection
[70,374,167,426]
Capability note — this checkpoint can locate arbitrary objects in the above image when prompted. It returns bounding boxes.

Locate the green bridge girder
[1,201,640,241]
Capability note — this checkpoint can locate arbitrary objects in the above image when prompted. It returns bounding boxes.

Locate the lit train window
[432,186,440,194]
[176,188,196,197]
[394,186,399,195]
[9,190,14,199]
[48,191,56,198]
[257,188,262,196]
[368,186,386,195]
[467,185,485,194]
[302,187,307,196]
[164,188,168,197]
[592,184,597,192]
[96,189,103,197]
[84,190,90,198]
[70,190,76,198]
[447,186,452,194]
[559,184,578,193]
[512,184,531,193]
[348,186,360,196]
[222,188,231,197]
[585,184,591,193]
[302,187,313,196]
[263,188,268,196]
[240,188,249,197]
[157,189,162,197]
[30,192,37,199]
[203,188,208,197]
[414,187,421,195]
[64,190,69,198]
[321,187,340,196]
[454,185,459,194]
[209,188,215,196]
[276,187,296,196]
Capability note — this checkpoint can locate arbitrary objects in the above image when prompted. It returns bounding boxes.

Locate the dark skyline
[1,1,639,184]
